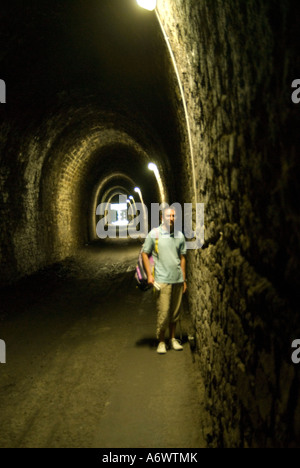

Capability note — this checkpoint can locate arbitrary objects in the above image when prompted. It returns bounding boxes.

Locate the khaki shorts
[156,283,183,339]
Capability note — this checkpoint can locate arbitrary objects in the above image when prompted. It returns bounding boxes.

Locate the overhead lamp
[134,187,144,204]
[136,0,157,11]
[148,162,157,172]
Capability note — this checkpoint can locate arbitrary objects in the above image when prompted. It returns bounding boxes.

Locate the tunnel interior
[0,0,300,449]
[0,0,188,281]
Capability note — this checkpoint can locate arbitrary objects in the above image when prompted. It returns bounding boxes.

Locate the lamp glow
[147,162,166,204]
[148,163,157,172]
[134,187,144,204]
[136,0,157,11]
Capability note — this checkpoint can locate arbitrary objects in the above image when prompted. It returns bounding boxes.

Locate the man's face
[163,209,176,232]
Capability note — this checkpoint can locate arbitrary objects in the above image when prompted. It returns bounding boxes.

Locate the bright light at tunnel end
[136,0,157,11]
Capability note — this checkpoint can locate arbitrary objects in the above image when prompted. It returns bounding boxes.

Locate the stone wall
[158,0,300,447]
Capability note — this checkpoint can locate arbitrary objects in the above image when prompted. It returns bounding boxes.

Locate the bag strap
[154,228,159,256]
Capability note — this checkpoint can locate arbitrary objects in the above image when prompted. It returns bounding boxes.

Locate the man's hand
[142,252,155,286]
[147,274,155,285]
[180,255,187,294]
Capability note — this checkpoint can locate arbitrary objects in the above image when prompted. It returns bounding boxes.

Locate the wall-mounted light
[134,187,142,198]
[148,163,157,172]
[136,0,157,11]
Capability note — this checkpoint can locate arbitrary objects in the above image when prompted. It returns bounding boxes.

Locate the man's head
[162,206,176,233]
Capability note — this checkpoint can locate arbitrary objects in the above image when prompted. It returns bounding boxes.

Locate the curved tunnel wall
[157,0,300,448]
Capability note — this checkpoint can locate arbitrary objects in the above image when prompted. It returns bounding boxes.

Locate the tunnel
[0,0,299,449]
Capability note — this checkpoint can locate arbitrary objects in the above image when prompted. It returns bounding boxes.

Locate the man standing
[142,207,187,354]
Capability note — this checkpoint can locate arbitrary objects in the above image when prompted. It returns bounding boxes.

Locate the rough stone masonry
[157,0,300,448]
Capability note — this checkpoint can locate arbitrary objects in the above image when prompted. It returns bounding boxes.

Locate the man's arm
[142,252,155,285]
[181,254,187,293]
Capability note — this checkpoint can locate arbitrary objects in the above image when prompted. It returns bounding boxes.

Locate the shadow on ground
[0,241,209,448]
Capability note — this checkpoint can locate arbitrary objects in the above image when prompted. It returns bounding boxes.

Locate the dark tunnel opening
[0,0,300,449]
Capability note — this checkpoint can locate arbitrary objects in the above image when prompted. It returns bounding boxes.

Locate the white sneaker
[170,338,183,351]
[157,342,167,354]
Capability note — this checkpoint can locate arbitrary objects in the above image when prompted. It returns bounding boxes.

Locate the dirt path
[0,242,207,448]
